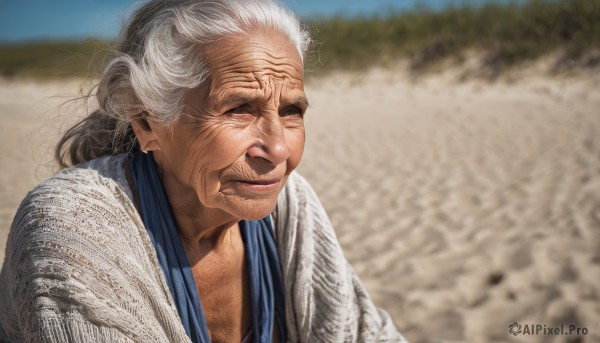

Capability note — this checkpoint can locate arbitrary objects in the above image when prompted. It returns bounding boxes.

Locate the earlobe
[131,117,161,152]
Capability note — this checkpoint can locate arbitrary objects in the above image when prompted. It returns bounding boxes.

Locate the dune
[1,68,599,342]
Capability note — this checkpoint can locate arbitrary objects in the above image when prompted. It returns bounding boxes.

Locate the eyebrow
[219,92,257,107]
[218,92,310,108]
[292,96,310,108]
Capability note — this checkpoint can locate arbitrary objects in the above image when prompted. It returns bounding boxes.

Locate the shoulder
[276,172,337,235]
[1,155,174,342]
[273,172,354,340]
[273,171,341,265]
[277,171,321,213]
[7,154,137,265]
[14,154,131,222]
[24,154,128,196]
[4,153,145,311]
[11,153,133,224]
[274,173,406,342]
[56,154,131,201]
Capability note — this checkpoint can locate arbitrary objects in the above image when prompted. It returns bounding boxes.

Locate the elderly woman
[0,0,404,342]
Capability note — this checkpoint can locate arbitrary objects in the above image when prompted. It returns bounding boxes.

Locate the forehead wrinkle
[210,49,298,74]
[261,48,302,66]
[254,67,303,87]
[210,64,303,103]
[253,53,303,81]
[215,73,259,87]
[208,69,259,102]
[204,40,305,110]
[211,46,303,76]
[216,58,302,83]
[230,41,300,62]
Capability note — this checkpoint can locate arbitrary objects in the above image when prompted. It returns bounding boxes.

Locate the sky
[0,0,519,43]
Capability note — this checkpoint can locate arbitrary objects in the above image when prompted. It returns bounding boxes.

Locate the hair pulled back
[55,0,310,168]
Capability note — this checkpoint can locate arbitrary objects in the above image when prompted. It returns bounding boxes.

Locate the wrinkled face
[150,30,307,221]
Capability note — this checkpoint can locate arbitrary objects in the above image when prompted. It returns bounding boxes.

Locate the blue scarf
[128,152,286,343]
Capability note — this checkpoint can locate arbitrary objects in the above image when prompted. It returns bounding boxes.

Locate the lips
[230,177,283,195]
[237,178,281,185]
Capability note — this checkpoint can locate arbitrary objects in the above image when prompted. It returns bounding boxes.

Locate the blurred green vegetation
[0,0,599,80]
[0,39,111,79]
[306,0,600,74]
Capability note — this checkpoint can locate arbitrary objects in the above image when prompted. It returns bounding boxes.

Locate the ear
[131,115,161,152]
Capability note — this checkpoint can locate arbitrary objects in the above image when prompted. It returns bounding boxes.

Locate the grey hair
[55,0,310,168]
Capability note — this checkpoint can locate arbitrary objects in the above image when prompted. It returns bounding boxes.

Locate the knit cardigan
[0,155,405,342]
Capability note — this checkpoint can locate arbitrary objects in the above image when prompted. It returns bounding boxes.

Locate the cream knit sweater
[0,155,405,342]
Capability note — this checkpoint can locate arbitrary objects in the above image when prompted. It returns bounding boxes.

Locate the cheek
[186,126,257,191]
[160,122,240,189]
[285,127,305,172]
[171,132,217,184]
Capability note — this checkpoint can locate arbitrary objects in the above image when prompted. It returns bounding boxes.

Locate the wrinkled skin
[131,29,307,342]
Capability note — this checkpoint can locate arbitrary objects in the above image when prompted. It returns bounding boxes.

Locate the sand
[1,69,599,342]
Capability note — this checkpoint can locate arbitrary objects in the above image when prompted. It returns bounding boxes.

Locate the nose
[246,116,290,165]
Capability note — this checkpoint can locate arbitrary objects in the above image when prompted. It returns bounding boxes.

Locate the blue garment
[128,152,286,343]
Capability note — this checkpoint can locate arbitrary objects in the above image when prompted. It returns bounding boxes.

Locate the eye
[225,104,251,115]
[281,106,304,117]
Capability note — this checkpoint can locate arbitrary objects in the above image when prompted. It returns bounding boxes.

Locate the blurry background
[1,1,599,342]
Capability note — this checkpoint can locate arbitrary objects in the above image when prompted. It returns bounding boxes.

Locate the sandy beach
[1,68,599,342]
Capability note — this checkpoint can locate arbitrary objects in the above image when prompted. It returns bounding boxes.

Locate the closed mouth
[236,178,281,185]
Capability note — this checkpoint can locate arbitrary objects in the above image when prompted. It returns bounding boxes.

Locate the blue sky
[0,0,518,42]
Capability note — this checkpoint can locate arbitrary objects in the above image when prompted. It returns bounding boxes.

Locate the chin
[230,198,279,221]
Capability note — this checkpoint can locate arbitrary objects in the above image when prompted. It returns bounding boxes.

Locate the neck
[152,153,239,249]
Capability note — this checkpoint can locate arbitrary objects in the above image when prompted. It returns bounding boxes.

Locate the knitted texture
[0,155,406,342]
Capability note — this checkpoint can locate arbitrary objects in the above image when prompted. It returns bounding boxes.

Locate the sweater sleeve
[0,169,187,343]
[273,172,407,343]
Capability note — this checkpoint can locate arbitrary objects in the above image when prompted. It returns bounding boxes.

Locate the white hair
[56,0,310,167]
